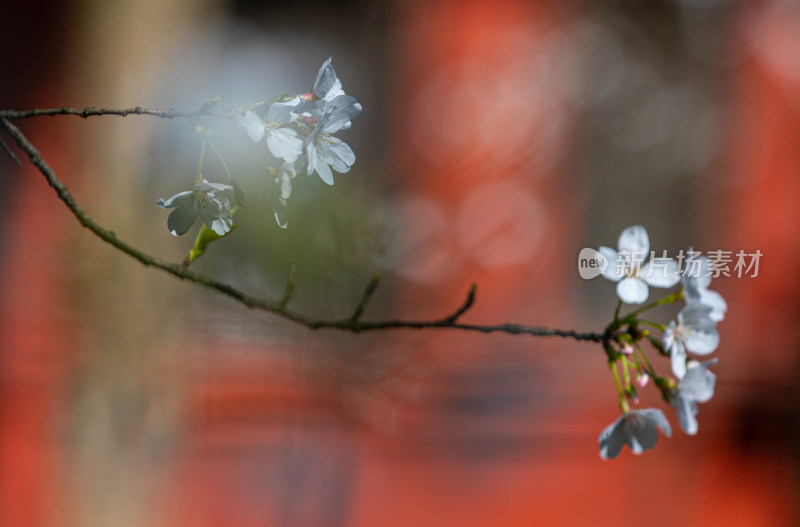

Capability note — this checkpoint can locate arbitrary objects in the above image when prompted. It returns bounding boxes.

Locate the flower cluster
[156,57,361,245]
[596,225,726,459]
[238,57,362,226]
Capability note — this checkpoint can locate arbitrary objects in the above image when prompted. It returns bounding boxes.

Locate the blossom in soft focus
[272,159,303,229]
[313,56,346,101]
[682,249,728,322]
[306,94,362,185]
[599,408,672,460]
[239,110,265,142]
[664,303,720,379]
[239,97,304,163]
[598,225,680,304]
[156,180,233,236]
[670,360,717,435]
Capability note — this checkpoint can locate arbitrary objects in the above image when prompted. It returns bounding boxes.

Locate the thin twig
[279,264,297,309]
[349,275,381,323]
[0,134,21,166]
[0,115,603,344]
[443,283,476,323]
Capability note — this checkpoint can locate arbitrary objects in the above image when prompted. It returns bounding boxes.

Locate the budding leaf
[200,96,221,113]
[184,223,238,266]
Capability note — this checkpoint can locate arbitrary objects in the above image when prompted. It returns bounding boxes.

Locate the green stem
[194,140,206,183]
[208,140,232,181]
[232,142,272,172]
[621,355,631,390]
[634,342,655,377]
[610,360,629,413]
[637,319,666,331]
[623,356,636,367]
[622,292,682,323]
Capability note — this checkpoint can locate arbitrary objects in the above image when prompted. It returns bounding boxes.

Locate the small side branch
[349,274,381,324]
[443,283,477,324]
[279,264,297,310]
[0,135,21,166]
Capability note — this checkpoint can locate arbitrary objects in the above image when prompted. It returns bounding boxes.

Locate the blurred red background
[1,0,798,526]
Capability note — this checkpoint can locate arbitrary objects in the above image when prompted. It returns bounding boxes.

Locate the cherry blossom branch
[0,111,602,343]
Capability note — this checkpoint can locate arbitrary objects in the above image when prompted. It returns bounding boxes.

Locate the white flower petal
[684,328,719,355]
[267,97,302,125]
[629,415,661,452]
[266,128,303,163]
[209,216,233,236]
[642,259,681,288]
[679,303,714,327]
[306,140,318,175]
[671,339,687,379]
[694,288,727,322]
[617,278,649,304]
[599,416,627,460]
[618,225,650,256]
[323,137,355,173]
[157,191,194,209]
[679,363,716,403]
[270,169,293,229]
[598,246,623,282]
[166,201,197,236]
[313,157,334,185]
[683,251,712,289]
[639,408,672,438]
[672,394,699,435]
[313,57,346,100]
[196,194,232,235]
[321,95,362,133]
[239,110,265,142]
[277,173,292,202]
[195,181,233,193]
[663,320,676,352]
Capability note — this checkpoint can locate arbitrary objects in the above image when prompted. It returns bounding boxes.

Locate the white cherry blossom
[670,360,717,435]
[682,249,727,321]
[239,97,304,163]
[599,408,672,460]
[156,180,233,236]
[598,225,680,304]
[664,304,719,379]
[306,95,362,185]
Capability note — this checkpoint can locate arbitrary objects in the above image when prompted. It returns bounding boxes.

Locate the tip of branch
[0,132,21,166]
[443,282,478,324]
[349,275,382,324]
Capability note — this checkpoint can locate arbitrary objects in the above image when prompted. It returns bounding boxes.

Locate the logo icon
[578,248,608,279]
